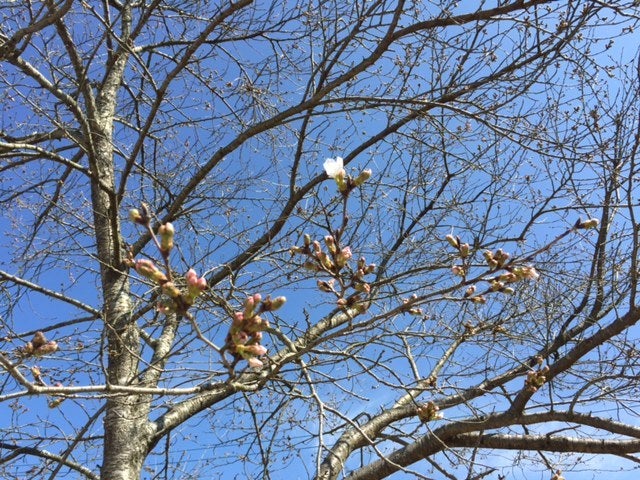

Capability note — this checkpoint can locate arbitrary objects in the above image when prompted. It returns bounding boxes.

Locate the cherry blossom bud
[470,295,486,304]
[32,331,47,348]
[129,208,145,224]
[324,235,337,254]
[136,259,168,284]
[514,266,539,281]
[459,243,470,258]
[490,280,504,292]
[336,246,352,267]
[269,296,286,310]
[233,311,244,327]
[158,223,175,254]
[323,157,348,192]
[161,281,181,299]
[317,280,335,292]
[451,265,465,276]
[244,296,256,318]
[483,250,498,268]
[319,252,335,270]
[502,287,515,295]
[494,249,510,267]
[445,234,459,248]
[365,263,376,274]
[35,341,58,356]
[304,234,312,246]
[353,169,372,187]
[464,285,476,297]
[499,272,518,283]
[185,268,207,296]
[354,282,370,293]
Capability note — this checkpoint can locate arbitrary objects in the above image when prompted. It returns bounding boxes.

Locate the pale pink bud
[451,265,465,276]
[336,246,352,267]
[185,268,198,285]
[464,285,476,297]
[243,296,255,317]
[459,243,470,258]
[233,311,244,327]
[136,259,168,284]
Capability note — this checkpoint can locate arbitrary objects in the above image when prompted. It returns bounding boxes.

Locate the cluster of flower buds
[416,401,442,422]
[401,294,423,316]
[445,234,470,258]
[445,234,542,303]
[19,331,58,358]
[323,156,372,194]
[525,365,550,393]
[226,293,286,368]
[127,207,208,314]
[290,234,375,310]
[551,470,565,480]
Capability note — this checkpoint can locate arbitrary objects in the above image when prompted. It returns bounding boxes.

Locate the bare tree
[1,1,640,479]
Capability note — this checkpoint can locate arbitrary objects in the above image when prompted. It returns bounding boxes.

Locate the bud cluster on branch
[126,205,207,315]
[19,331,58,358]
[224,294,286,368]
[416,401,442,422]
[446,233,542,304]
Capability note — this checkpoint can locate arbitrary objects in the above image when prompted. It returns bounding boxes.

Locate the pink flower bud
[136,259,168,284]
[233,311,244,327]
[336,246,352,267]
[451,265,465,276]
[459,243,470,258]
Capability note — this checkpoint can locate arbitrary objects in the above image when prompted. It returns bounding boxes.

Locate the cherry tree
[2,1,640,479]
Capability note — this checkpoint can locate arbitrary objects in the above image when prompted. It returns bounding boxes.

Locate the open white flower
[323,156,345,178]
